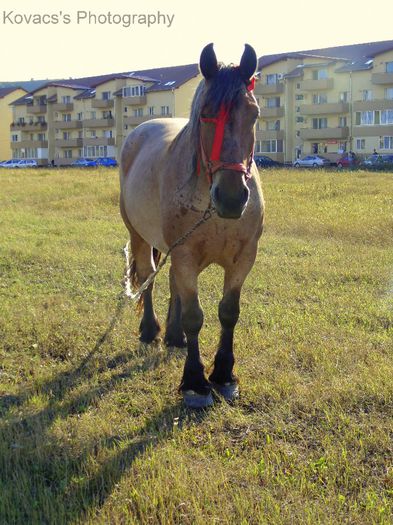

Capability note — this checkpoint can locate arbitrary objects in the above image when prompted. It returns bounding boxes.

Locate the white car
[0,159,38,168]
[293,155,331,168]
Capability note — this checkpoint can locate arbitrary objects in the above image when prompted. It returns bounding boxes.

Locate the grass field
[0,167,392,524]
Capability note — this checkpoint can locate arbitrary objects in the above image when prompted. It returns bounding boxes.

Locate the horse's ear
[200,43,219,80]
[239,44,258,82]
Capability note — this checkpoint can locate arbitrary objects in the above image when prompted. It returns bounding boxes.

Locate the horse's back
[120,118,188,252]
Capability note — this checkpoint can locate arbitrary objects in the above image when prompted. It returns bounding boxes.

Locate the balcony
[52,102,74,112]
[83,118,115,128]
[256,130,285,141]
[26,105,47,114]
[55,138,83,148]
[83,137,115,146]
[254,83,284,96]
[299,78,334,91]
[353,99,393,111]
[54,120,83,129]
[123,95,147,106]
[124,114,172,126]
[299,127,349,140]
[354,125,393,137]
[91,99,115,109]
[300,102,349,115]
[11,140,48,149]
[259,107,284,118]
[371,73,393,85]
[11,122,47,132]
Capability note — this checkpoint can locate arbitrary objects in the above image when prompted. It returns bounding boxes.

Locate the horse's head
[199,43,259,219]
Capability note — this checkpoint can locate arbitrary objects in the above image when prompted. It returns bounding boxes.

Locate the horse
[120,43,265,408]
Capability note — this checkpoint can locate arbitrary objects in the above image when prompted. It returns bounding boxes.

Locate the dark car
[254,155,282,168]
[336,153,358,169]
[71,158,98,167]
[96,157,117,167]
[361,154,393,170]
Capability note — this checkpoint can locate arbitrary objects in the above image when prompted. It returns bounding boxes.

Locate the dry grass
[0,167,392,524]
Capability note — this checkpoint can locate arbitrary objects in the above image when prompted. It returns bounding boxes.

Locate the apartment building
[255,40,393,163]
[7,39,393,165]
[9,64,200,165]
[0,87,27,160]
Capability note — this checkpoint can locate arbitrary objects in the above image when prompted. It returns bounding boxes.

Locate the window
[295,94,304,101]
[266,120,280,131]
[78,131,83,138]
[296,116,304,123]
[77,112,83,120]
[386,61,393,73]
[338,117,347,128]
[380,136,393,149]
[313,93,327,104]
[37,133,46,141]
[381,110,393,125]
[88,130,96,138]
[312,69,328,80]
[161,106,170,116]
[361,90,372,101]
[90,111,96,120]
[11,134,18,142]
[64,150,72,159]
[312,118,328,129]
[123,85,146,97]
[102,91,111,100]
[61,96,71,104]
[356,111,380,125]
[63,114,71,122]
[37,116,45,123]
[103,130,113,138]
[148,106,155,115]
[266,97,280,108]
[17,117,25,124]
[356,138,365,150]
[339,92,349,102]
[103,110,112,119]
[385,88,393,100]
[63,131,70,140]
[134,108,143,117]
[260,140,283,153]
[266,74,279,85]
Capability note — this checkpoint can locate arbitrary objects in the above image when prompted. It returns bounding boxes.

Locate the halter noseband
[198,77,255,185]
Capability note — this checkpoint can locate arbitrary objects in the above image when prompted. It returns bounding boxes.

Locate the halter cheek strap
[198,78,255,185]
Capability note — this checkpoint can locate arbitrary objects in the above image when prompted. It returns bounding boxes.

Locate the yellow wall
[0,89,27,159]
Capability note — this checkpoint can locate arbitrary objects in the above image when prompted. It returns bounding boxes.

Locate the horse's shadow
[0,297,209,524]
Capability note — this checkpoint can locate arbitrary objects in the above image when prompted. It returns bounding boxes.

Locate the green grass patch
[1,168,392,524]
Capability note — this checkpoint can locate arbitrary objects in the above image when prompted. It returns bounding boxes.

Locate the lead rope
[124,204,216,303]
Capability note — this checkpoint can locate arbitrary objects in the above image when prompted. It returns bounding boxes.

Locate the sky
[1,0,393,81]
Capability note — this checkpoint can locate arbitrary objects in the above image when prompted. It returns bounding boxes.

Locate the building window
[64,150,72,159]
[103,110,113,119]
[17,117,25,124]
[103,130,113,138]
[88,130,96,138]
[11,134,18,142]
[266,97,280,108]
[386,61,393,73]
[295,94,304,101]
[78,131,83,138]
[266,120,280,131]
[260,140,283,153]
[90,111,96,120]
[312,118,328,129]
[102,91,111,100]
[339,92,349,102]
[355,111,380,126]
[161,106,170,115]
[37,133,46,141]
[61,96,71,104]
[312,69,328,80]
[385,88,393,100]
[63,131,70,140]
[77,112,83,120]
[37,116,45,123]
[356,138,366,150]
[148,106,155,115]
[361,90,373,101]
[134,108,143,117]
[123,85,146,97]
[266,74,279,85]
[63,114,71,122]
[380,136,393,149]
[312,93,328,104]
[381,110,393,125]
[338,117,347,128]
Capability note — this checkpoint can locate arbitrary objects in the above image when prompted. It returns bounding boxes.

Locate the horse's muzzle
[211,184,250,219]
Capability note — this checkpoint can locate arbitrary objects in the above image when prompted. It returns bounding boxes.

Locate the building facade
[7,40,393,165]
[0,87,27,160]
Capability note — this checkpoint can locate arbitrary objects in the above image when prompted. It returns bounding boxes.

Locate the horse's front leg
[209,243,258,401]
[171,251,213,408]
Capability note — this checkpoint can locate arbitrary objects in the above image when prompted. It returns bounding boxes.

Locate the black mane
[204,64,247,113]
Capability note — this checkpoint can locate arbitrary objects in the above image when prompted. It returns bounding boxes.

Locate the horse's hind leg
[164,265,186,348]
[128,225,161,343]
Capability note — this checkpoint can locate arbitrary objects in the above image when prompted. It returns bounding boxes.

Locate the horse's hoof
[211,382,239,402]
[183,390,214,409]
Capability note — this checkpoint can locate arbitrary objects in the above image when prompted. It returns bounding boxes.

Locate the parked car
[71,158,98,167]
[0,159,37,168]
[361,154,393,170]
[96,157,117,167]
[293,155,331,168]
[254,155,283,168]
[336,153,358,169]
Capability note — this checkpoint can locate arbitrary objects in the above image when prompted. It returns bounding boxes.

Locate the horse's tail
[127,245,162,313]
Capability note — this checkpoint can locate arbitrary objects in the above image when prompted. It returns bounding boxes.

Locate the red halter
[198,77,255,185]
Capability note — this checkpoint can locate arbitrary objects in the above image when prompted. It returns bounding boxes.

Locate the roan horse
[120,43,264,408]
